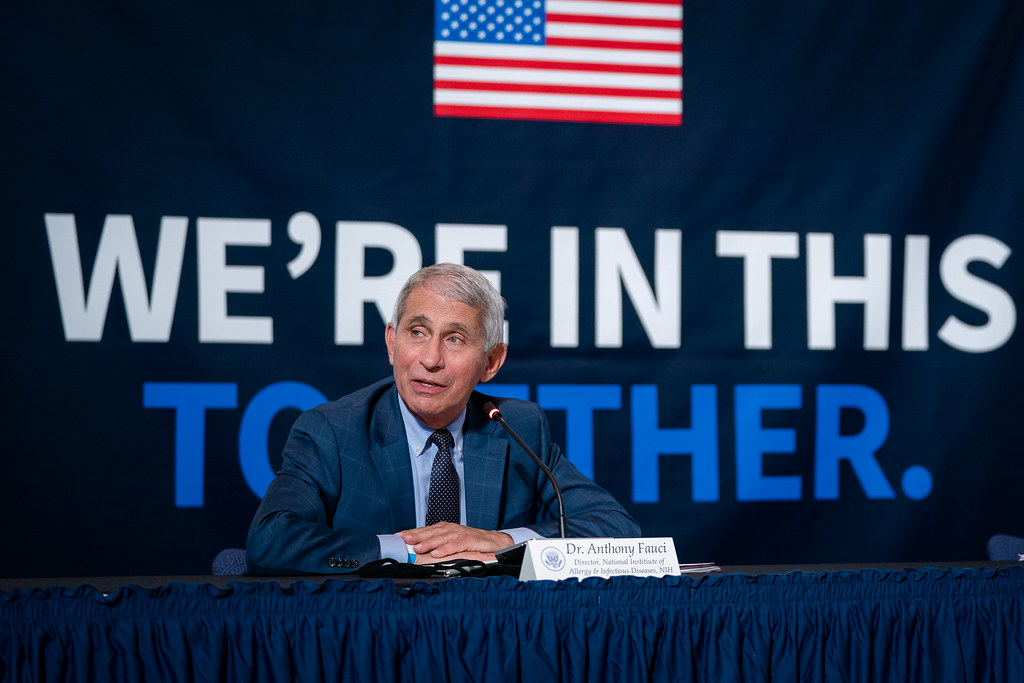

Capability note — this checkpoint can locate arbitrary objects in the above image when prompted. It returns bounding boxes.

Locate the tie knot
[430,428,454,452]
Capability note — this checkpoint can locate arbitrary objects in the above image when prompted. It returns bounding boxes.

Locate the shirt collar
[396,395,466,457]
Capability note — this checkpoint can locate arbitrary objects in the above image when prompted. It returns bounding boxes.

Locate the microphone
[484,401,568,539]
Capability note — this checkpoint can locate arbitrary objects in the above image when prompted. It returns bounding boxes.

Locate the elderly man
[247,263,639,574]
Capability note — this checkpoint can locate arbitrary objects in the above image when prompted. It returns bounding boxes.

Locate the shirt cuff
[377,534,410,562]
[500,527,543,546]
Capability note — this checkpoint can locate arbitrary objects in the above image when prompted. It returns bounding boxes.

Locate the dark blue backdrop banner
[2,1,1023,576]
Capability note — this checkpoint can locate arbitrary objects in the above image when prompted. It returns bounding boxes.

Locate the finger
[396,528,425,543]
[428,531,490,557]
[412,528,466,556]
[423,533,465,556]
[418,532,462,557]
[397,522,454,544]
[433,530,510,556]
[461,551,498,562]
[416,550,496,564]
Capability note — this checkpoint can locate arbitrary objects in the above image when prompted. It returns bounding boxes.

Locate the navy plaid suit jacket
[246,378,639,574]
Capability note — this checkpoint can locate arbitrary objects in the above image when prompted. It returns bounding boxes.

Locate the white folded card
[518,537,681,581]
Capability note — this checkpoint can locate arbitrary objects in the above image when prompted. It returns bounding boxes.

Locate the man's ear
[384,323,396,366]
[479,343,507,383]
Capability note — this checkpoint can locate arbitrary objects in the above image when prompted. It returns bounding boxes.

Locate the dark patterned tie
[425,428,460,525]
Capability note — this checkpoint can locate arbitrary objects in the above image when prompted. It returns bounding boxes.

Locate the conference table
[2,562,1022,681]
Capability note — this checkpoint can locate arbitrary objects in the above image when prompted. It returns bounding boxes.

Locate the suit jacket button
[328,557,360,569]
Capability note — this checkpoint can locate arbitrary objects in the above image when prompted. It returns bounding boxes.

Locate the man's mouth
[412,379,446,391]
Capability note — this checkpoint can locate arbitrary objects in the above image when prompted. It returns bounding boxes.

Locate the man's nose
[419,336,445,370]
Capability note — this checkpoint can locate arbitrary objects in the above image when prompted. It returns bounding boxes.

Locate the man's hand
[398,522,513,564]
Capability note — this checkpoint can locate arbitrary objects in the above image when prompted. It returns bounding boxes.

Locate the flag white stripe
[546,22,681,43]
[435,40,682,68]
[435,64,680,90]
[546,0,682,21]
[435,88,682,114]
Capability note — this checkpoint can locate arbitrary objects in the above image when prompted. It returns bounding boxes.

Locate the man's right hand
[398,522,513,563]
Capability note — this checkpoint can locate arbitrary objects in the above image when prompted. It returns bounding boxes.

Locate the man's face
[386,285,506,429]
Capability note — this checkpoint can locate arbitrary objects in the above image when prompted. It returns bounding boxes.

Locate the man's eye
[448,336,463,344]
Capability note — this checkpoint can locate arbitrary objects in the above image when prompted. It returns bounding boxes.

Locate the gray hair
[391,263,506,351]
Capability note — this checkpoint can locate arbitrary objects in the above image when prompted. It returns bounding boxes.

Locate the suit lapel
[370,386,417,531]
[463,411,508,531]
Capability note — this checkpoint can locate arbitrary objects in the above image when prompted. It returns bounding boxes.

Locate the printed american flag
[433,0,683,126]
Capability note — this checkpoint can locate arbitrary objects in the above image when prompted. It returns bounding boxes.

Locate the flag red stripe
[546,37,681,52]
[546,13,682,29]
[434,104,681,125]
[435,80,680,99]
[435,55,681,76]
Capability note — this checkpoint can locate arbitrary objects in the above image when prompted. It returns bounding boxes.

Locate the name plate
[518,537,680,581]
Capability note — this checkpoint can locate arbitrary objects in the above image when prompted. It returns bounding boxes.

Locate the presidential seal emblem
[541,546,566,572]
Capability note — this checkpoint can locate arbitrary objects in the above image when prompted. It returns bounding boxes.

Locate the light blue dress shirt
[377,397,538,562]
